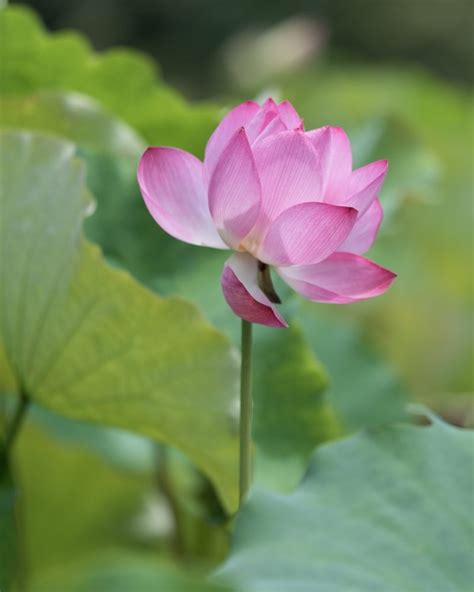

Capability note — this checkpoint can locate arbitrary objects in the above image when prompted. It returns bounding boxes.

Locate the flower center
[257,261,282,304]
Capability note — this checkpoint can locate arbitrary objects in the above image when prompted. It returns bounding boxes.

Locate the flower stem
[239,320,253,505]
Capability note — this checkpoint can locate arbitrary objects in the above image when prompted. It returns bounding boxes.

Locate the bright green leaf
[33,240,240,512]
[218,418,474,592]
[0,131,240,512]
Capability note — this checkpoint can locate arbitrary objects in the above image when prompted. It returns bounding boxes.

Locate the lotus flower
[138,99,396,328]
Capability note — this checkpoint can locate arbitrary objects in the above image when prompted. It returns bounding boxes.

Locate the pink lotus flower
[138,99,396,328]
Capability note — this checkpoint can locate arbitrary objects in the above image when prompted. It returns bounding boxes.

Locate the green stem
[239,320,253,504]
[0,392,29,478]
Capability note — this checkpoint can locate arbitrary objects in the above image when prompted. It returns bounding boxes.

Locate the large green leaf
[0,5,219,155]
[0,131,240,511]
[218,418,474,592]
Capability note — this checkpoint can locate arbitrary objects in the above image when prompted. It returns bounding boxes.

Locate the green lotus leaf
[0,131,240,512]
[218,417,474,591]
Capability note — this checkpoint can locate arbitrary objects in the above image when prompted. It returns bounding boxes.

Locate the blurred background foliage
[0,1,472,590]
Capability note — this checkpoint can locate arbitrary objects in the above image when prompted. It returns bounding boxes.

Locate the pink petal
[278,252,396,303]
[259,202,357,266]
[251,130,323,231]
[345,160,388,215]
[252,115,288,146]
[205,101,260,177]
[221,253,288,328]
[278,100,303,129]
[338,198,383,255]
[245,98,279,142]
[208,129,261,249]
[138,147,227,249]
[307,126,352,202]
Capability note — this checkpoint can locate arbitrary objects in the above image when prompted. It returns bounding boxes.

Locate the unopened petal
[252,115,288,146]
[209,129,261,249]
[137,147,227,249]
[260,202,357,266]
[244,98,280,143]
[278,252,396,303]
[221,253,288,328]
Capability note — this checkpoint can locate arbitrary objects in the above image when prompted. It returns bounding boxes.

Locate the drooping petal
[278,252,396,303]
[307,126,352,202]
[221,253,288,328]
[137,147,227,249]
[204,101,260,176]
[259,202,357,266]
[208,129,261,249]
[344,160,388,215]
[252,130,323,231]
[278,100,303,129]
[338,198,383,255]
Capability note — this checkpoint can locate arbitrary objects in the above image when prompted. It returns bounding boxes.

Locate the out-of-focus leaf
[296,303,407,431]
[14,418,153,579]
[0,470,17,592]
[0,91,145,156]
[31,553,231,592]
[350,115,440,221]
[15,409,230,581]
[251,323,340,490]
[0,5,219,155]
[218,418,474,592]
[281,65,473,400]
[0,131,240,512]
